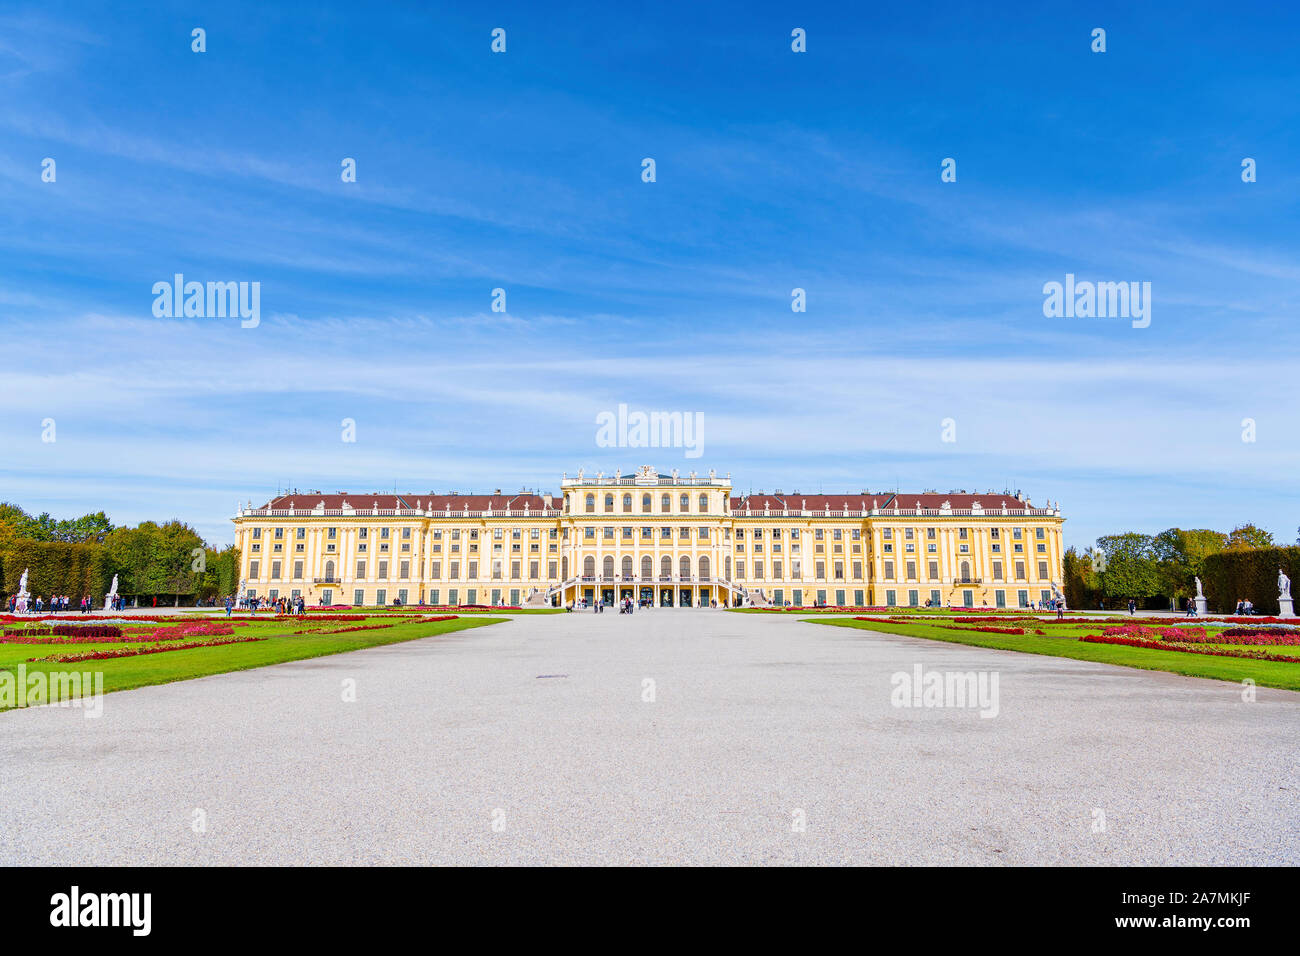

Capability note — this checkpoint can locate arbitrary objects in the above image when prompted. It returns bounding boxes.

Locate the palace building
[231,466,1066,609]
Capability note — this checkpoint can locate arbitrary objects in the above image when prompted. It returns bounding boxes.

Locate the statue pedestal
[1195,596,1208,616]
[1279,597,1296,619]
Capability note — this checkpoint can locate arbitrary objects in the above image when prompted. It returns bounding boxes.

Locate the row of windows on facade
[246,524,1053,546]
[583,492,714,513]
[245,554,1054,583]
[247,586,1058,610]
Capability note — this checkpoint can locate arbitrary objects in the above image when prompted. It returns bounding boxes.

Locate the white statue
[1279,568,1291,600]
[16,567,30,613]
[105,574,119,609]
[1195,576,1204,598]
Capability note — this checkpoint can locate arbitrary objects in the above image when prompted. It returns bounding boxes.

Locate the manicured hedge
[1200,546,1300,616]
[0,541,111,604]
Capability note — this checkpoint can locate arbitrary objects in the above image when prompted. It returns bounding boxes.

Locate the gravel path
[1,609,1296,865]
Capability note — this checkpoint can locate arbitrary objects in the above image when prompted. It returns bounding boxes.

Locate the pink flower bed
[27,635,267,664]
[1079,633,1300,663]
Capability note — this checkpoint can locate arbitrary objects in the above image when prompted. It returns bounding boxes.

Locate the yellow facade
[232,466,1066,609]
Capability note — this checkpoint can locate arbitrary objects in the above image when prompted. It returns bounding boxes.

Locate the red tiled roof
[730,492,1031,511]
[261,493,555,511]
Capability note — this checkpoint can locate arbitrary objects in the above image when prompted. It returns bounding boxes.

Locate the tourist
[1128,599,1136,615]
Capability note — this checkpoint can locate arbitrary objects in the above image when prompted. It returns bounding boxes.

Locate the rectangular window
[397,588,408,605]
[992,561,1002,581]
[399,560,410,579]
[1038,561,1049,579]
[835,589,845,605]
[249,560,259,579]
[908,589,918,607]
[1018,589,1029,608]
[1016,561,1026,580]
[353,589,364,605]
[928,561,938,580]
[293,560,303,579]
[271,560,281,580]
[376,589,387,605]
[995,590,1006,608]
[855,589,865,606]
[930,589,941,606]
[885,589,896,607]
[449,588,459,605]
[429,589,440,605]
[431,561,441,578]
[883,560,894,580]
[378,560,388,579]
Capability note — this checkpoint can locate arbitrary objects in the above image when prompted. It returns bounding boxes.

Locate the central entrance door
[678,588,692,607]
[639,586,653,604]
[660,589,673,607]
[601,588,615,606]
[619,587,633,603]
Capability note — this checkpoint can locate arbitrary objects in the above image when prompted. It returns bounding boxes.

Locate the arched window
[585,494,595,513]
[680,493,689,512]
[583,556,595,577]
[960,560,971,583]
[641,493,652,512]
[661,555,672,579]
[603,556,614,580]
[641,556,652,579]
[621,556,633,579]
[680,556,692,579]
[325,560,335,582]
[604,494,614,513]
[660,494,671,513]
[622,494,632,513]
[698,556,710,580]
[698,493,708,513]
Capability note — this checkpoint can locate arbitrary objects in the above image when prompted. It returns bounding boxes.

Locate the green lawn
[1,615,505,711]
[810,617,1300,692]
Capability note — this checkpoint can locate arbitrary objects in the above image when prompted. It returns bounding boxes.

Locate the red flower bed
[2,633,150,645]
[1172,629,1300,647]
[292,614,456,635]
[140,621,245,641]
[27,635,267,664]
[939,624,1026,635]
[295,623,395,635]
[1079,633,1300,663]
[50,624,122,639]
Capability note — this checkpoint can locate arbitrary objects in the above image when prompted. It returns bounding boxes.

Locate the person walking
[1128,598,1136,616]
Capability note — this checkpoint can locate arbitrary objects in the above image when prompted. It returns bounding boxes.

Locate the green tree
[1151,528,1227,600]
[1225,524,1274,551]
[1096,533,1162,602]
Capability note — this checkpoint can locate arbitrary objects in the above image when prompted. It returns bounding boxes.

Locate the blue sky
[1,1,1298,547]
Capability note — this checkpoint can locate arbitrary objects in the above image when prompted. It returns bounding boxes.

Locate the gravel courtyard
[1,610,1296,865]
